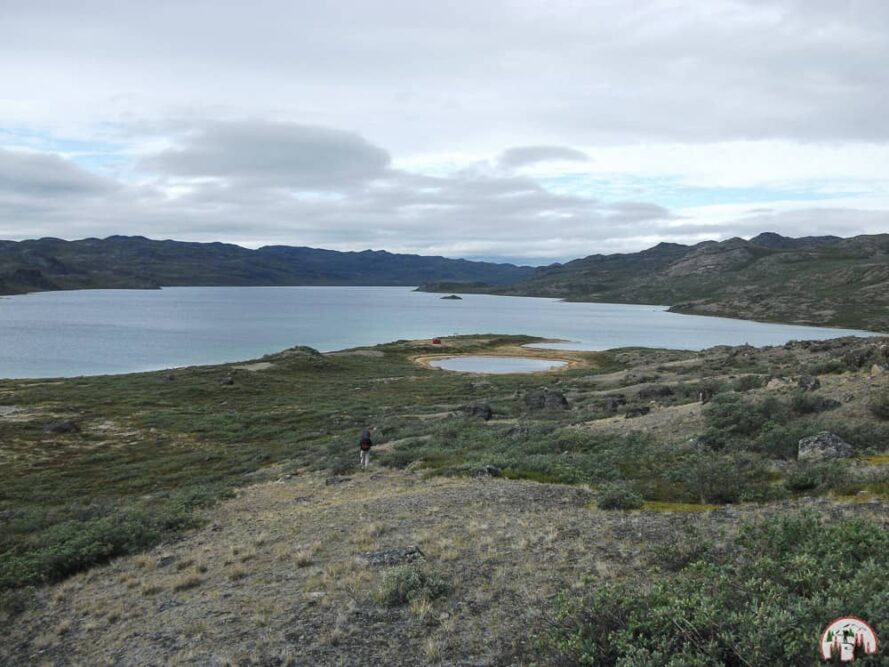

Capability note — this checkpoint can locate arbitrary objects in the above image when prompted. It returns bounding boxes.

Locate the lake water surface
[428,356,568,374]
[0,286,878,378]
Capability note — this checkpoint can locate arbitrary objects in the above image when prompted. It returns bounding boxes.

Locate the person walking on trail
[359,429,373,469]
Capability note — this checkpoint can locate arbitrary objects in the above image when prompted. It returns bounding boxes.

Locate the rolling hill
[421,233,889,332]
[0,236,534,295]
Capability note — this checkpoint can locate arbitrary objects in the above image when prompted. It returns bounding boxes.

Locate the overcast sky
[1,0,888,263]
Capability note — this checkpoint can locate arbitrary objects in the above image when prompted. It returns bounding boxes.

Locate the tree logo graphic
[820,617,879,662]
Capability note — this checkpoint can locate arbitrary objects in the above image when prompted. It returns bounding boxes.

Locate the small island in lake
[441,294,463,300]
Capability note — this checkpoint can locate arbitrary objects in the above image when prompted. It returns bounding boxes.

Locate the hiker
[359,429,373,469]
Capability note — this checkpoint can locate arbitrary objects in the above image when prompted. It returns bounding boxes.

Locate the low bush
[375,565,449,606]
[669,453,771,504]
[790,391,841,415]
[733,374,765,392]
[869,388,889,420]
[596,482,644,510]
[0,511,162,589]
[784,463,840,492]
[545,513,888,666]
[805,358,847,375]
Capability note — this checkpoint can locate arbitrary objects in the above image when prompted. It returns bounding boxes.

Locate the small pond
[428,355,567,374]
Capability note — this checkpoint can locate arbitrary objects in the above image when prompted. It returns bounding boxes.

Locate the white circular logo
[820,617,879,662]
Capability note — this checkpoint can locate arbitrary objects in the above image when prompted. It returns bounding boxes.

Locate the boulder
[624,406,651,419]
[460,403,493,420]
[42,420,80,435]
[871,364,888,377]
[797,432,853,462]
[525,388,570,411]
[220,374,235,386]
[601,394,626,414]
[797,375,821,391]
[357,545,425,567]
[473,465,502,478]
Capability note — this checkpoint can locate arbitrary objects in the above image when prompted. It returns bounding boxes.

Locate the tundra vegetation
[1,333,887,665]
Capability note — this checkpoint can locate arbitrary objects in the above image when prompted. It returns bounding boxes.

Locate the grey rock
[42,420,80,435]
[798,431,853,462]
[325,476,352,486]
[601,394,626,414]
[357,545,426,567]
[473,465,501,478]
[157,554,176,568]
[624,406,651,419]
[220,375,235,386]
[797,375,821,391]
[460,403,493,420]
[525,388,570,411]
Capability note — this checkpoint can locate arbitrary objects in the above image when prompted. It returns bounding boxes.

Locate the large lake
[0,286,878,378]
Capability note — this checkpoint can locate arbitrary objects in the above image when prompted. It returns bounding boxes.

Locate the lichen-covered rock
[460,403,493,420]
[797,375,821,391]
[624,406,651,419]
[525,389,569,411]
[357,545,425,567]
[798,432,853,462]
[42,420,80,435]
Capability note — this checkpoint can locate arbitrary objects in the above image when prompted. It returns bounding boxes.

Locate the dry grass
[5,468,885,667]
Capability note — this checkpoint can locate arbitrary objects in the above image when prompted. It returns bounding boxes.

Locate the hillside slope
[0,236,534,295]
[423,233,889,331]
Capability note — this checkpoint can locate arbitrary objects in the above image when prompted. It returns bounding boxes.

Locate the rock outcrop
[798,432,853,462]
[525,389,569,411]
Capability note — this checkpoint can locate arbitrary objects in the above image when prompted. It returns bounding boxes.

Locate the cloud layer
[0,1,888,259]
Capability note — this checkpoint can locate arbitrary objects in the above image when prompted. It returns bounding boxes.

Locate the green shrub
[0,511,162,589]
[784,463,840,492]
[596,482,644,510]
[869,388,889,420]
[670,454,769,504]
[375,565,449,606]
[704,394,788,439]
[545,513,888,666]
[790,391,841,415]
[733,374,765,392]
[806,358,847,375]
[754,421,812,459]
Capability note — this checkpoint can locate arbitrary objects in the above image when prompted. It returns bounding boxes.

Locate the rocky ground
[4,469,886,667]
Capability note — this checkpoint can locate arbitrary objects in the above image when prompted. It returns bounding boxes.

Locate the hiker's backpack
[360,431,372,450]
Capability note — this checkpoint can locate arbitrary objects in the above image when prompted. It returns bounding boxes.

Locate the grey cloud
[142,120,391,189]
[3,0,889,147]
[498,146,589,168]
[0,148,116,196]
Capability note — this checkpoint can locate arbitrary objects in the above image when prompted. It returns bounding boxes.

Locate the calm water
[0,286,878,378]
[428,356,567,374]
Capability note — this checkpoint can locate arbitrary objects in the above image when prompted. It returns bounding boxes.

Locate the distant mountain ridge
[0,236,534,295]
[420,232,889,332]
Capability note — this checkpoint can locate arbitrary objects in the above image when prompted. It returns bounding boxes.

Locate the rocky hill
[421,233,889,332]
[0,236,534,295]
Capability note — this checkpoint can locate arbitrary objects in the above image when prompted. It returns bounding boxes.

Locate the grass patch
[641,501,719,513]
